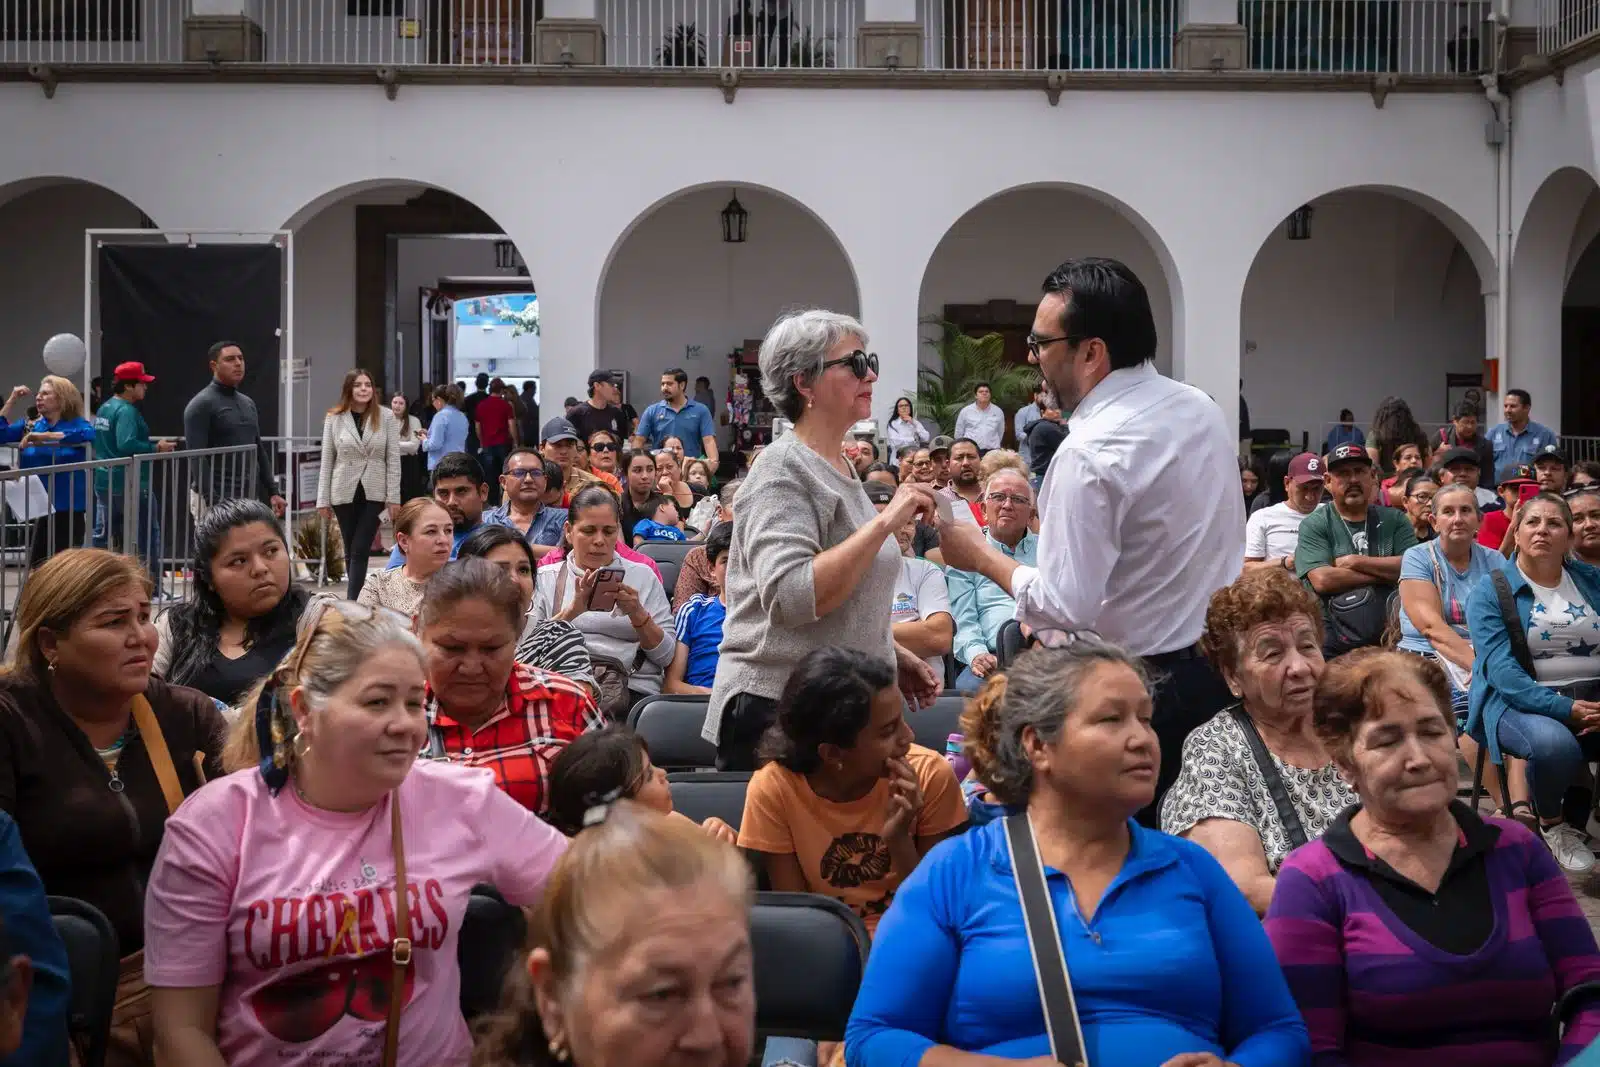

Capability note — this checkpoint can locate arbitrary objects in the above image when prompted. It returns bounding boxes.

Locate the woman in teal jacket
[845,642,1309,1067]
[1466,491,1600,875]
[0,376,96,565]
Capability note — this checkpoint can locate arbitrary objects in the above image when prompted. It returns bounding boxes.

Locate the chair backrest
[627,694,718,771]
[48,896,119,1067]
[637,539,696,567]
[667,771,751,832]
[751,893,870,1041]
[995,619,1027,668]
[909,693,966,753]
[458,886,527,1023]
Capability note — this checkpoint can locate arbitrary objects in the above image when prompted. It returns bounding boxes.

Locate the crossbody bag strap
[550,562,570,618]
[383,793,411,1067]
[1002,813,1089,1067]
[1492,568,1537,678]
[1226,704,1308,850]
[130,695,185,816]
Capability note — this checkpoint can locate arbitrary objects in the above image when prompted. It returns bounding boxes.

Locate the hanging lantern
[1285,205,1314,241]
[721,191,748,244]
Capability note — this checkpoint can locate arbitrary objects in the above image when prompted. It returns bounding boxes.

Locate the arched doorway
[1240,188,1493,453]
[597,185,859,452]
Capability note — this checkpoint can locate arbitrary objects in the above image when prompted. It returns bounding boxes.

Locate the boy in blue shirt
[665,522,731,694]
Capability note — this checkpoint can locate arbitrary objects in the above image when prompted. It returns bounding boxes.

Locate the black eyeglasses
[1026,333,1078,360]
[821,350,879,379]
[590,441,617,452]
[504,468,546,481]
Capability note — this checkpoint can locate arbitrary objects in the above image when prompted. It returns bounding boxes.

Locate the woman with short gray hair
[704,309,941,770]
[846,642,1310,1066]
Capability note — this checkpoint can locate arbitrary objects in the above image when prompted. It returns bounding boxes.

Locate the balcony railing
[1539,0,1600,52]
[0,0,1497,72]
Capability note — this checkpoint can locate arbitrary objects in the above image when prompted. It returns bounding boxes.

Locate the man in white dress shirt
[953,383,1005,452]
[935,257,1245,824]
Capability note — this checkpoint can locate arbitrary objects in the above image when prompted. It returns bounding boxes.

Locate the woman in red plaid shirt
[419,558,606,816]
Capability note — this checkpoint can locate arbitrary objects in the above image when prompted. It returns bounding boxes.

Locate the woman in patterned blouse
[1161,568,1357,914]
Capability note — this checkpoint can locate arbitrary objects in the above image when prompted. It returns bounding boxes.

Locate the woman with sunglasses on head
[156,499,310,710]
[0,549,225,1067]
[146,597,571,1067]
[706,311,942,771]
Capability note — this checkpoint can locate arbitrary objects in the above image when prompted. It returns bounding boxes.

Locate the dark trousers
[716,693,779,771]
[28,510,88,567]
[479,445,509,506]
[1138,646,1234,828]
[332,485,385,601]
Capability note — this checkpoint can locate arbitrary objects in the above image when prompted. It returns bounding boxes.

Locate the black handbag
[1322,511,1394,656]
[1004,813,1090,1067]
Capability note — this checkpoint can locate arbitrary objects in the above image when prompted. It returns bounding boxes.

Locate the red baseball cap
[113,361,156,384]
[1286,452,1325,484]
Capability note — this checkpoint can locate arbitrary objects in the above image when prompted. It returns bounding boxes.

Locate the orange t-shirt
[737,745,967,932]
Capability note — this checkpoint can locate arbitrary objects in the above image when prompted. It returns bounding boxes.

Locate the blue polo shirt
[1487,419,1558,471]
[637,399,715,456]
[673,594,726,687]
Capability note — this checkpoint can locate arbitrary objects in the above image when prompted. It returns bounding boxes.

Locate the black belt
[1145,643,1204,666]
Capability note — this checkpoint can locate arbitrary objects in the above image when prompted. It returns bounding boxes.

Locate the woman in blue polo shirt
[0,376,96,566]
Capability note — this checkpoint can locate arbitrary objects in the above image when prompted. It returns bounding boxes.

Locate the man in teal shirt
[947,468,1038,694]
[93,362,174,577]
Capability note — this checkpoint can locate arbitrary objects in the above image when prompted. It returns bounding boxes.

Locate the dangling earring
[548,1037,570,1062]
[293,733,312,760]
[45,659,56,676]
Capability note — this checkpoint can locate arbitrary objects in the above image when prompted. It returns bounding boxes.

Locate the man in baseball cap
[1478,463,1538,552]
[928,436,954,489]
[1436,446,1498,510]
[1533,443,1569,495]
[539,416,582,479]
[1245,452,1325,574]
[571,369,627,444]
[92,361,174,574]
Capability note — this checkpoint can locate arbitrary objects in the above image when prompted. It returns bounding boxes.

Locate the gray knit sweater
[702,432,901,744]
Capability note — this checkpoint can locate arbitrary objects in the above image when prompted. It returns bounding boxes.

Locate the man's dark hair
[974,381,991,394]
[951,437,981,455]
[1453,400,1481,420]
[113,378,140,396]
[475,372,490,390]
[206,340,238,361]
[1339,408,1354,421]
[864,461,893,476]
[1507,388,1532,406]
[431,451,486,489]
[695,375,712,388]
[504,446,543,469]
[91,376,104,391]
[1041,257,1156,371]
[642,493,675,519]
[664,368,689,387]
[705,520,734,566]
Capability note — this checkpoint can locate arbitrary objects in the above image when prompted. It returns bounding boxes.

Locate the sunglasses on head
[821,350,879,379]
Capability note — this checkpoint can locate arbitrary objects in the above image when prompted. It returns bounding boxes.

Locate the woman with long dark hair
[316,369,401,600]
[154,499,309,708]
[1367,395,1430,476]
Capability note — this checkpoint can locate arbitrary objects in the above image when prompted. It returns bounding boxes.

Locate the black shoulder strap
[1227,705,1308,850]
[1491,569,1537,678]
[1364,509,1380,556]
[1003,813,1089,1067]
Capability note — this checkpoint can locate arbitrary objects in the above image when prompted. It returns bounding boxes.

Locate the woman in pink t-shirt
[144,598,569,1067]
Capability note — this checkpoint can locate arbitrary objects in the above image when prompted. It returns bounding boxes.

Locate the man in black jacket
[182,341,284,513]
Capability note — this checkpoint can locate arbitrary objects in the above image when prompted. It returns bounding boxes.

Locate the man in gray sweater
[182,341,285,513]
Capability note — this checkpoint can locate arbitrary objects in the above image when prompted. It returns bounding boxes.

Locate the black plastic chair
[909,693,966,753]
[458,886,527,1023]
[751,893,870,1041]
[638,539,696,600]
[627,694,718,771]
[996,619,1029,668]
[49,896,119,1067]
[667,771,751,832]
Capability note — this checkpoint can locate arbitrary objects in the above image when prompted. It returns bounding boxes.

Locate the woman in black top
[619,449,657,547]
[155,499,309,708]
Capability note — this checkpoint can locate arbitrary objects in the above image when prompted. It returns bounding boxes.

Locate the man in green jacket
[93,362,175,576]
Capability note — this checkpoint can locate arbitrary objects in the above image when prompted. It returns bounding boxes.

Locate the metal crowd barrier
[266,435,339,586]
[0,444,258,647]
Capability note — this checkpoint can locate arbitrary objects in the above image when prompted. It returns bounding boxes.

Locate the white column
[1172,268,1241,444]
[1507,274,1565,433]
[852,248,924,434]
[531,271,597,422]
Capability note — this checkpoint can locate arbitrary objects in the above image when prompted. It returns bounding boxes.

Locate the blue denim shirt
[484,504,568,547]
[1466,556,1600,764]
[1487,420,1558,472]
[947,531,1038,665]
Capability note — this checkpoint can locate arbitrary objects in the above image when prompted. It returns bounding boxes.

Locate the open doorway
[420,278,539,395]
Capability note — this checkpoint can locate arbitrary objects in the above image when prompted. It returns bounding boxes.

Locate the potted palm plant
[657,21,707,66]
[916,319,1038,434]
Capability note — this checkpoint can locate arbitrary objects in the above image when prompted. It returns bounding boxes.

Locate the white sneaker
[1543,823,1597,874]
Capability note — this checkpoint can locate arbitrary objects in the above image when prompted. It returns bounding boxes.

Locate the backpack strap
[1491,568,1537,678]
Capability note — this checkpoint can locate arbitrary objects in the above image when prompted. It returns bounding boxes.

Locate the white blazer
[316,407,402,508]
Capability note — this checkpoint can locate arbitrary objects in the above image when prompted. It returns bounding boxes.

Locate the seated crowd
[4,312,1599,1067]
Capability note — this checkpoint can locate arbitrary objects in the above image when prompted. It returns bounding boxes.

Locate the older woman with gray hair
[703,309,941,770]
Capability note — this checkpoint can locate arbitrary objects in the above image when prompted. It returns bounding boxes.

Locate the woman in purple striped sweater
[1265,649,1600,1066]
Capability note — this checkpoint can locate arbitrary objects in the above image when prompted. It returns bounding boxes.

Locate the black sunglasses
[821,350,879,379]
[590,441,617,452]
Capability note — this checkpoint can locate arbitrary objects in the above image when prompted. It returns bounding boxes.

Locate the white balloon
[42,334,87,378]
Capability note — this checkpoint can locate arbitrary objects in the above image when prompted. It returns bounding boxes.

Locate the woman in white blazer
[316,369,402,600]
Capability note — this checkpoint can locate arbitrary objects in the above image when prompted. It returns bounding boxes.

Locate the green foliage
[294,512,344,584]
[915,319,1038,435]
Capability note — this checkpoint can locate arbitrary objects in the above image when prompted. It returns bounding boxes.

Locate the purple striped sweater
[1266,813,1600,1066]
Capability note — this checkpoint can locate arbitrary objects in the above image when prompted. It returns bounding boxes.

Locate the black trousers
[332,485,385,601]
[28,510,88,567]
[715,693,779,771]
[1137,646,1234,828]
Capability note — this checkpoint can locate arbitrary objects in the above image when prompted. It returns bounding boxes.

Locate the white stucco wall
[0,79,1526,438]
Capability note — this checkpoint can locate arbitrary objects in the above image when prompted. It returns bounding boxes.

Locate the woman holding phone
[532,485,676,719]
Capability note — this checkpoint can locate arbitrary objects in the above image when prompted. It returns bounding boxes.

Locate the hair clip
[581,787,625,829]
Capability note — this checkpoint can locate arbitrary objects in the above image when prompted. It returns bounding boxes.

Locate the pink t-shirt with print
[144,760,567,1067]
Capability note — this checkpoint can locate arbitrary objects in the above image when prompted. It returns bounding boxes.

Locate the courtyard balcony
[0,0,1512,75]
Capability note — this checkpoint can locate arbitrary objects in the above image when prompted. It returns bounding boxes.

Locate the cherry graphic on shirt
[819,833,892,889]
[251,950,416,1043]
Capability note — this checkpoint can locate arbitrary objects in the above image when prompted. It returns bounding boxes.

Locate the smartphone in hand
[587,567,627,612]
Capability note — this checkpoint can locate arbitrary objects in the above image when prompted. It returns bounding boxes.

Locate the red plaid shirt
[422,662,605,815]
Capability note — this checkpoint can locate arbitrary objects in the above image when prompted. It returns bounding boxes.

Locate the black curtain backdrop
[97,243,282,439]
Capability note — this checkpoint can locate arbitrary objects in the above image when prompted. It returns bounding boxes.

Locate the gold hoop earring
[293,733,312,760]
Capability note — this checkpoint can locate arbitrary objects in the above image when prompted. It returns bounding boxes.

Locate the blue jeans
[94,489,161,583]
[1495,707,1600,824]
[955,665,985,695]
[761,1038,817,1067]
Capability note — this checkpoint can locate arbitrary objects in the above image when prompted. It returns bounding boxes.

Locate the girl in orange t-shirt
[737,646,967,935]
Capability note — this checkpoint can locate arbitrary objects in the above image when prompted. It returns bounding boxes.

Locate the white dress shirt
[954,402,1005,451]
[1011,362,1245,656]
